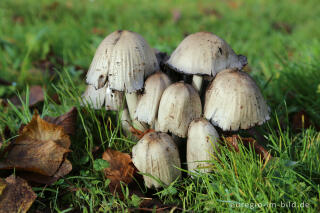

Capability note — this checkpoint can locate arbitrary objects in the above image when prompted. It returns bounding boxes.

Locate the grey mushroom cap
[204,68,270,131]
[158,82,202,137]
[135,72,172,125]
[81,84,105,109]
[132,132,181,188]
[187,118,219,173]
[166,32,247,77]
[86,30,159,92]
[105,85,124,111]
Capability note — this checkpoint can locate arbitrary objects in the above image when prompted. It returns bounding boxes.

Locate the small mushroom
[134,72,172,128]
[187,118,219,173]
[81,85,105,109]
[132,132,181,188]
[158,82,202,138]
[204,68,270,131]
[86,30,159,130]
[166,32,247,92]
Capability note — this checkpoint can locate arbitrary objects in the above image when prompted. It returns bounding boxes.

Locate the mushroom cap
[86,30,159,92]
[204,68,270,131]
[105,85,124,111]
[166,32,247,76]
[187,118,219,173]
[158,82,202,137]
[135,72,172,125]
[132,132,181,188]
[81,84,105,109]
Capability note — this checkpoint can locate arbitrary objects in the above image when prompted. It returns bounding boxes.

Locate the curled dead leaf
[225,135,272,162]
[102,148,135,193]
[0,175,36,213]
[44,107,77,135]
[9,85,44,107]
[0,112,72,183]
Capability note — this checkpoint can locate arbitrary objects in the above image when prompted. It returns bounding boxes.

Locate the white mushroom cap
[204,68,270,131]
[158,82,202,137]
[132,132,181,188]
[86,30,159,92]
[135,72,172,125]
[81,85,105,109]
[166,32,247,76]
[187,118,219,173]
[105,85,124,111]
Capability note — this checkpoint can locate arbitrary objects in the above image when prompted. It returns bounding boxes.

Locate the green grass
[0,0,320,212]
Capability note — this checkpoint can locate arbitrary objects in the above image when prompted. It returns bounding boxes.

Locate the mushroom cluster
[83,30,270,188]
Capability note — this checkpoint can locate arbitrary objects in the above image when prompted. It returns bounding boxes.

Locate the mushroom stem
[192,75,203,92]
[125,92,148,131]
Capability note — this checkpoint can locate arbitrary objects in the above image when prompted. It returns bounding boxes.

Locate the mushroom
[86,30,159,130]
[105,85,124,111]
[134,72,172,128]
[166,32,247,92]
[132,132,181,188]
[187,118,219,173]
[158,82,202,138]
[204,68,270,131]
[81,84,105,109]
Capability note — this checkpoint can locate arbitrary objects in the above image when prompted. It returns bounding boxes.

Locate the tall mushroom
[86,30,159,130]
[166,32,247,92]
[134,72,172,128]
[157,82,202,138]
[204,68,270,131]
[187,118,219,173]
[132,132,181,188]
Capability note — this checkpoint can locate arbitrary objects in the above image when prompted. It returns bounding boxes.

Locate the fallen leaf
[0,112,72,182]
[9,85,44,107]
[18,159,72,185]
[272,22,293,34]
[0,175,36,213]
[12,15,24,24]
[225,135,271,161]
[290,110,312,132]
[92,28,106,35]
[44,107,77,135]
[102,149,135,193]
[201,8,222,18]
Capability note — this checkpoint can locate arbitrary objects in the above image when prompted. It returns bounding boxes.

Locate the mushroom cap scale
[166,32,247,77]
[135,72,172,125]
[86,30,159,92]
[132,132,181,188]
[158,82,202,138]
[204,68,270,131]
[187,118,219,173]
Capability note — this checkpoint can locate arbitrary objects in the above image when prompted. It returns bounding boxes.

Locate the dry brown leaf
[0,112,72,182]
[102,149,135,193]
[0,175,36,213]
[9,85,44,107]
[18,159,72,185]
[290,110,312,132]
[44,107,77,135]
[225,135,272,161]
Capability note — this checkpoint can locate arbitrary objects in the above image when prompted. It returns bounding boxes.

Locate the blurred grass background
[1,0,319,121]
[0,0,319,212]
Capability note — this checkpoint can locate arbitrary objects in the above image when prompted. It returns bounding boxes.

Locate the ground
[0,0,319,212]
